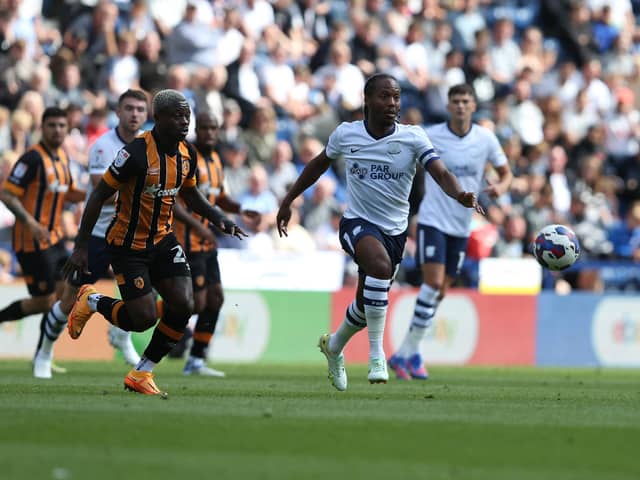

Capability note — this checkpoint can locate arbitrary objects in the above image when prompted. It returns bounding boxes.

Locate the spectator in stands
[239,104,278,167]
[350,14,380,78]
[508,77,544,147]
[221,140,251,199]
[239,0,275,40]
[452,0,486,52]
[563,88,599,146]
[214,7,244,67]
[489,18,521,91]
[260,43,295,116]
[51,62,90,111]
[165,2,218,68]
[491,213,528,258]
[136,30,167,94]
[313,40,365,111]
[608,200,640,260]
[267,140,298,200]
[99,30,140,106]
[64,0,118,60]
[224,37,261,115]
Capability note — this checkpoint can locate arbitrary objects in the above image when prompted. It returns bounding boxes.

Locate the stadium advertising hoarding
[332,288,536,365]
[2,282,640,367]
[537,293,640,367]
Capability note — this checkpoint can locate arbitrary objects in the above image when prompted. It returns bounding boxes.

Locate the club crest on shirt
[182,159,190,177]
[113,149,130,168]
[133,276,145,289]
[387,141,401,154]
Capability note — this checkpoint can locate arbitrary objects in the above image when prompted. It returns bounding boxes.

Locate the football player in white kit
[276,74,482,391]
[389,84,513,380]
[33,90,148,378]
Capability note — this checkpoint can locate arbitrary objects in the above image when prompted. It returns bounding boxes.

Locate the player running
[172,111,260,376]
[32,90,149,378]
[388,83,512,380]
[62,90,245,396]
[276,74,482,391]
[0,107,85,378]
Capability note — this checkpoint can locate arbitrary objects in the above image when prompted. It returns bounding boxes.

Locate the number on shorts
[171,245,186,264]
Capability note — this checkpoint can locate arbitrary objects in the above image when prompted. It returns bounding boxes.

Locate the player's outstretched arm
[179,185,247,239]
[277,149,333,237]
[426,158,484,214]
[62,179,115,281]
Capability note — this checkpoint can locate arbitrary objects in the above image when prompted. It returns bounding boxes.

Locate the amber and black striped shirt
[174,146,226,253]
[2,143,75,253]
[103,130,197,251]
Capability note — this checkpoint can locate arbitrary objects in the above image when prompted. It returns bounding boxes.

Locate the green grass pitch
[1,360,640,480]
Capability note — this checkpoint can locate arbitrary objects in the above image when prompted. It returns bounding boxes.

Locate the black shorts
[187,250,220,292]
[16,241,68,296]
[339,217,407,272]
[69,235,112,287]
[108,234,192,301]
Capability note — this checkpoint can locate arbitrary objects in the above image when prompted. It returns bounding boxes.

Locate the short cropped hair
[42,106,67,123]
[448,83,476,99]
[118,89,148,106]
[364,73,398,98]
[152,89,188,116]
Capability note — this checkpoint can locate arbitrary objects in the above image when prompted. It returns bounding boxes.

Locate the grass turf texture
[1,361,640,480]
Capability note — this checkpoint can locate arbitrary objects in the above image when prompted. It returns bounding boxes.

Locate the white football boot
[318,333,347,391]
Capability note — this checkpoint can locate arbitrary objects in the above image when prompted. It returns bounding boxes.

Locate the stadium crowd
[0,0,639,291]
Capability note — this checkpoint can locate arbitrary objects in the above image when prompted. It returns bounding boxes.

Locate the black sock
[190,307,220,358]
[0,300,24,323]
[143,310,189,363]
[96,297,134,331]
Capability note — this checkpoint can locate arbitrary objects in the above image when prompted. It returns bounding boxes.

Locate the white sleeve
[325,123,345,159]
[413,126,440,168]
[88,140,113,176]
[487,131,508,168]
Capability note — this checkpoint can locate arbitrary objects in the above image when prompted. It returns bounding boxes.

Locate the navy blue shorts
[416,224,468,277]
[69,235,112,287]
[339,217,407,271]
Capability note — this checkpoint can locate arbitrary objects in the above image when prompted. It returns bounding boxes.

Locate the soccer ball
[533,224,580,271]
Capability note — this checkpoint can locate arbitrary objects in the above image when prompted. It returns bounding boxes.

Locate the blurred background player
[277,74,481,391]
[388,84,513,380]
[39,90,149,378]
[173,110,260,377]
[62,90,245,396]
[0,107,85,378]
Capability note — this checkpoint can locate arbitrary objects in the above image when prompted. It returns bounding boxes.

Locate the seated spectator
[608,200,640,261]
[165,2,219,68]
[313,40,365,111]
[492,213,528,258]
[221,140,251,199]
[239,104,278,167]
[267,140,298,201]
[99,30,140,106]
[136,30,168,93]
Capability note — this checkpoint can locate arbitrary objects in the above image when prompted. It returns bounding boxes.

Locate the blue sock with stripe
[328,301,366,355]
[398,283,439,357]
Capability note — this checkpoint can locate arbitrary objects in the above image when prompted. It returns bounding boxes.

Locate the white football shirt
[417,122,508,236]
[86,128,131,238]
[326,121,439,235]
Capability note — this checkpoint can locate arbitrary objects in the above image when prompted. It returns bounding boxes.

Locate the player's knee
[169,295,194,317]
[366,259,393,280]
